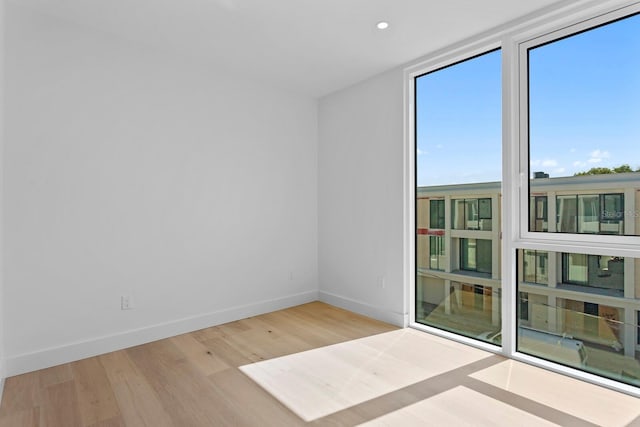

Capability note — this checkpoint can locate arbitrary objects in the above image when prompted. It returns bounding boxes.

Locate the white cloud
[590,149,610,159]
[587,149,610,164]
[553,167,566,174]
[542,159,558,167]
[417,148,428,155]
[573,161,587,167]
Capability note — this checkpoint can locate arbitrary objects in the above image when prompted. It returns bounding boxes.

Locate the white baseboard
[318,291,407,327]
[5,290,319,377]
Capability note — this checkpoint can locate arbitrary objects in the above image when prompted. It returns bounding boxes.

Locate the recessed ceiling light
[376,21,389,30]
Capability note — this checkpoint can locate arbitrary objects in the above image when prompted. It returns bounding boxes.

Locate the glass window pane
[479,198,491,219]
[523,250,548,285]
[461,239,476,271]
[557,195,577,233]
[479,198,492,230]
[429,199,445,229]
[518,250,639,386]
[523,250,537,283]
[451,199,465,230]
[600,194,625,234]
[530,196,548,231]
[477,239,492,274]
[415,49,501,342]
[564,253,588,284]
[528,12,640,236]
[429,236,445,271]
[577,195,599,234]
[537,252,548,284]
[465,199,479,230]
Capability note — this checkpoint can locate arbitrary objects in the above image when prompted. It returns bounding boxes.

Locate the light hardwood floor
[3,303,640,427]
[0,302,398,426]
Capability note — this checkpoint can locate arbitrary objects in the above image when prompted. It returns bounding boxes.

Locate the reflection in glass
[429,236,445,271]
[518,250,640,387]
[523,250,548,285]
[416,279,502,345]
[530,196,548,231]
[557,195,577,233]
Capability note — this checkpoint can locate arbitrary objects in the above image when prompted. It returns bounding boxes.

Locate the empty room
[1,0,639,425]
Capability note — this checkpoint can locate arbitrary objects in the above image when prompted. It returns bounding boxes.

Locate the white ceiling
[14,0,574,97]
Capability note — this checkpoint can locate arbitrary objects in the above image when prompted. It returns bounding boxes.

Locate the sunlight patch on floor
[470,360,640,427]
[357,385,559,426]
[240,328,491,422]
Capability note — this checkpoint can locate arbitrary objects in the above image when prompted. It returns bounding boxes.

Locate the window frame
[513,1,640,395]
[405,0,640,398]
[518,5,640,250]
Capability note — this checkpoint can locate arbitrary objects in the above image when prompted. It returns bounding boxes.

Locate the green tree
[612,164,634,173]
[574,164,639,176]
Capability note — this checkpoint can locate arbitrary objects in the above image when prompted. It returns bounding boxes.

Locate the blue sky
[416,13,640,187]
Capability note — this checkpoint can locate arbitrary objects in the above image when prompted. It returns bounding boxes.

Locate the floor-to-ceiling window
[410,1,640,394]
[519,8,640,387]
[414,49,502,343]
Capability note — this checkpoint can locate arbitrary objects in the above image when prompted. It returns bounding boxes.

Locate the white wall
[3,5,318,375]
[318,68,406,326]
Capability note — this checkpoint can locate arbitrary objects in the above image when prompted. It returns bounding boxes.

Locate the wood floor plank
[72,357,121,425]
[0,407,39,427]
[39,364,73,389]
[39,380,82,427]
[169,333,229,376]
[126,339,238,426]
[86,415,126,427]
[99,351,173,427]
[191,325,226,343]
[207,368,305,427]
[0,371,41,416]
[223,317,314,362]
[199,336,256,368]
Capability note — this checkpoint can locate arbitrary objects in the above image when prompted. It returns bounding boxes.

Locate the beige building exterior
[417,172,640,361]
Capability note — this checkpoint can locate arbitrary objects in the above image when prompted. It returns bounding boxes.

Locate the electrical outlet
[377,275,386,289]
[121,295,134,310]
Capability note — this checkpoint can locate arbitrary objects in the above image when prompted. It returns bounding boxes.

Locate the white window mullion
[501,34,520,358]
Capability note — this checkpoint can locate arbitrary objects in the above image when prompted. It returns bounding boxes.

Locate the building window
[460,238,492,274]
[561,253,624,293]
[530,196,548,231]
[523,250,548,285]
[518,292,529,322]
[600,193,625,234]
[429,236,445,271]
[562,253,588,285]
[556,194,625,235]
[452,198,492,230]
[430,199,445,229]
